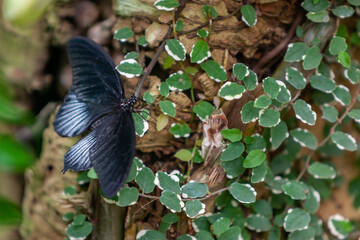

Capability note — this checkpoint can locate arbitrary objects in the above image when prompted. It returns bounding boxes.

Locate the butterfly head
[120,95,138,111]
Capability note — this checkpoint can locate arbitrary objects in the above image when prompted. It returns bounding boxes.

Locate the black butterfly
[53,37,137,198]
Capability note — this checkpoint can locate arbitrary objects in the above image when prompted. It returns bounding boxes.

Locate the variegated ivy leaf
[284,42,309,62]
[285,67,306,89]
[159,100,176,117]
[308,162,336,179]
[165,39,186,61]
[233,63,249,80]
[327,214,353,239]
[322,104,338,122]
[263,77,280,99]
[175,20,183,32]
[169,123,191,138]
[135,167,155,194]
[132,112,149,137]
[284,208,311,232]
[221,128,242,142]
[116,59,143,78]
[348,109,360,123]
[221,156,245,179]
[344,66,360,84]
[124,51,139,60]
[229,183,257,203]
[270,121,289,149]
[331,5,355,19]
[276,81,291,103]
[213,217,231,235]
[117,187,139,207]
[337,51,351,68]
[254,95,271,109]
[241,101,260,123]
[193,101,215,121]
[114,27,134,42]
[303,186,320,213]
[303,46,322,70]
[159,190,184,212]
[246,134,267,152]
[143,91,155,105]
[202,5,218,19]
[348,0,360,6]
[259,108,280,128]
[244,70,258,90]
[331,131,357,151]
[201,60,227,82]
[292,99,317,125]
[290,128,318,150]
[137,36,148,47]
[301,0,330,12]
[329,36,348,56]
[166,71,192,91]
[181,180,208,198]
[310,74,336,93]
[190,40,211,64]
[136,230,166,240]
[221,141,245,161]
[251,161,268,183]
[246,214,272,232]
[197,29,209,39]
[241,4,257,27]
[159,82,170,97]
[184,200,205,218]
[243,150,266,168]
[281,181,308,200]
[306,10,330,23]
[218,82,245,100]
[154,172,181,194]
[332,85,351,105]
[154,0,179,11]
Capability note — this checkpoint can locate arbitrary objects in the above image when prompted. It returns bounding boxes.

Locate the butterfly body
[53,37,136,198]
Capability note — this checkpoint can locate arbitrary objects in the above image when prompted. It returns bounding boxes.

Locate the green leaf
[284,208,311,232]
[159,191,184,212]
[221,141,245,161]
[337,51,351,68]
[308,162,336,179]
[331,5,354,18]
[310,74,336,93]
[303,46,322,70]
[246,134,267,152]
[270,121,288,149]
[201,60,227,82]
[285,68,306,89]
[155,172,181,194]
[159,82,170,97]
[132,112,149,137]
[190,40,211,64]
[116,59,143,78]
[117,187,139,207]
[322,104,338,122]
[284,42,309,62]
[163,54,175,69]
[193,101,215,121]
[241,101,260,123]
[303,187,321,213]
[159,100,176,117]
[221,157,245,179]
[166,72,192,91]
[124,51,139,60]
[243,150,266,168]
[175,20,183,32]
[243,70,258,90]
[329,36,348,56]
[344,65,360,84]
[276,81,291,103]
[114,27,134,42]
[0,134,34,172]
[169,123,191,138]
[292,99,317,125]
[66,218,92,239]
[202,5,218,19]
[181,181,208,198]
[76,172,90,185]
[184,200,205,218]
[348,0,360,6]
[301,0,330,12]
[0,95,34,125]
[174,149,192,161]
[135,167,155,194]
[125,160,138,182]
[254,95,271,109]
[306,10,329,23]
[177,234,196,240]
[221,128,242,142]
[87,168,98,179]
[233,63,249,80]
[348,109,360,123]
[288,228,316,240]
[241,4,257,27]
[290,128,318,150]
[327,214,353,239]
[246,214,272,232]
[251,161,268,183]
[185,66,198,75]
[218,82,245,100]
[331,131,357,151]
[197,29,209,39]
[281,181,308,200]
[0,197,21,225]
[332,85,351,105]
[213,217,231,235]
[163,213,179,224]
[136,230,167,240]
[165,39,186,61]
[259,108,280,128]
[62,212,75,222]
[252,200,272,218]
[154,0,179,11]
[156,114,168,131]
[137,36,148,47]
[143,91,155,105]
[230,183,257,203]
[263,77,280,99]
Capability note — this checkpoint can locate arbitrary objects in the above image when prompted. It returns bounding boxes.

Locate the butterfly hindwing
[67,37,125,104]
[89,111,136,198]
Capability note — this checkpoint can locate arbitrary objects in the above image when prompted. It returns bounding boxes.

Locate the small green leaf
[175,20,183,32]
[284,208,311,232]
[331,5,355,19]
[0,197,21,225]
[221,157,245,179]
[303,186,321,213]
[159,100,176,117]
[259,108,280,128]
[251,161,268,183]
[252,200,272,218]
[218,82,245,100]
[124,51,139,60]
[143,91,155,105]
[263,77,280,99]
[159,82,170,97]
[190,40,211,64]
[329,36,348,56]
[241,4,257,27]
[233,63,249,80]
[348,0,360,6]
[221,141,245,161]
[66,217,92,239]
[62,212,75,222]
[230,183,257,203]
[154,0,179,11]
[243,150,266,168]
[117,187,139,207]
[284,42,309,62]
[213,217,231,235]
[125,160,137,182]
[331,131,357,151]
[276,81,291,103]
[193,101,215,121]
[270,121,288,149]
[174,149,192,161]
[241,101,260,123]
[160,191,184,212]
[246,214,272,232]
[132,112,149,137]
[137,36,148,47]
[87,168,98,179]
[281,181,308,200]
[337,51,351,68]
[164,54,175,69]
[185,66,198,75]
[344,66,360,84]
[116,59,143,78]
[114,27,134,42]
[310,74,336,93]
[221,128,242,142]
[332,85,351,105]
[163,213,179,224]
[301,0,330,12]
[243,70,258,90]
[155,172,181,194]
[135,167,155,194]
[181,181,208,198]
[303,46,323,70]
[202,5,218,19]
[286,68,306,89]
[246,134,267,152]
[322,104,338,122]
[169,123,191,138]
[201,60,227,82]
[292,99,317,125]
[306,10,330,23]
[348,109,360,123]
[254,95,271,109]
[197,29,209,39]
[136,230,167,240]
[166,72,192,91]
[165,39,186,61]
[308,162,336,179]
[327,214,353,239]
[156,114,168,131]
[290,128,317,150]
[184,200,205,218]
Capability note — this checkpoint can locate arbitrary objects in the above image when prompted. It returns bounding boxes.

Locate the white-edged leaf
[241,101,260,123]
[303,186,320,213]
[125,51,139,60]
[221,141,245,161]
[218,82,245,100]
[308,162,336,179]
[197,29,209,39]
[276,81,291,103]
[169,123,191,138]
[230,183,257,203]
[332,5,355,19]
[322,104,338,122]
[233,63,249,80]
[154,172,181,194]
[327,214,353,239]
[284,208,311,232]
[344,66,360,84]
[181,180,208,198]
[259,108,280,127]
[292,99,317,125]
[135,167,156,194]
[244,70,258,90]
[285,67,306,89]
[310,74,336,93]
[159,190,184,212]
[251,161,268,183]
[184,200,205,218]
[270,121,288,149]
[348,109,360,123]
[201,60,227,82]
[166,71,192,91]
[284,42,309,62]
[190,40,211,64]
[254,95,271,109]
[116,59,143,78]
[331,131,357,151]
[290,128,317,150]
[241,4,257,27]
[165,39,186,61]
[332,85,351,106]
[303,46,322,70]
[136,230,166,240]
[329,36,348,55]
[263,77,280,99]
[193,101,215,121]
[154,0,179,11]
[132,112,149,137]
[117,187,139,207]
[245,214,272,232]
[159,100,176,117]
[114,27,134,42]
[281,181,308,200]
